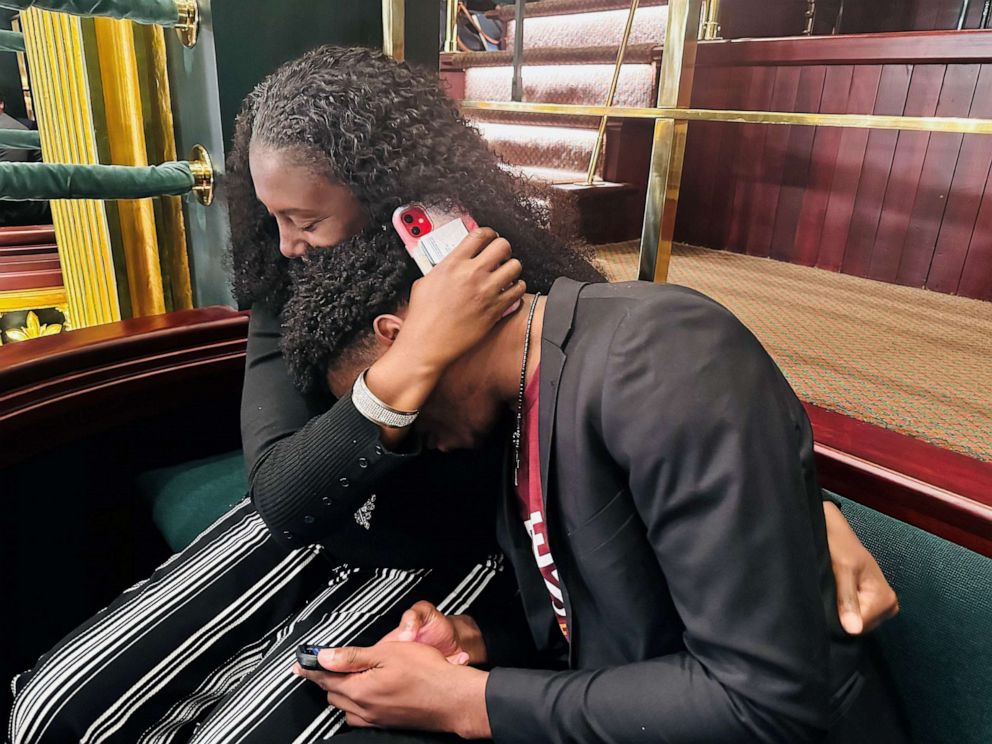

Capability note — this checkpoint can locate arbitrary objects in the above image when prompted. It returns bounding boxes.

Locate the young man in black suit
[284,233,906,743]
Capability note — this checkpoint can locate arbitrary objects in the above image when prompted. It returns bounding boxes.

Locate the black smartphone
[296,644,332,672]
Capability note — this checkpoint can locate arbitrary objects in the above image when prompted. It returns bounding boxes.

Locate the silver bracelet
[351,368,420,429]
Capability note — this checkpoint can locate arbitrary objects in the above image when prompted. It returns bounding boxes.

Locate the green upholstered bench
[834,493,992,744]
[136,450,247,552]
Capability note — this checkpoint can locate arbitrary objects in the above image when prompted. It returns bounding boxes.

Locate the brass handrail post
[382,0,404,61]
[638,0,701,283]
[510,0,525,101]
[444,0,458,53]
[701,0,721,40]
[585,0,639,184]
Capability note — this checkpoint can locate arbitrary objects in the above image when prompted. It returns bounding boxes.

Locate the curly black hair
[282,231,421,392]
[227,45,603,311]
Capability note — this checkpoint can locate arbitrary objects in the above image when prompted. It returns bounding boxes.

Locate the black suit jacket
[482,279,905,743]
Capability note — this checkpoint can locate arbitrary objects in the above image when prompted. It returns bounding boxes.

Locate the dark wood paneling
[676,32,992,299]
[746,66,803,257]
[816,65,882,271]
[959,161,992,300]
[793,65,853,266]
[866,65,944,283]
[925,65,992,293]
[807,404,992,558]
[841,64,913,277]
[719,0,806,40]
[726,66,777,254]
[706,69,751,251]
[695,31,992,67]
[0,307,249,467]
[770,65,827,262]
[0,225,55,246]
[894,64,980,287]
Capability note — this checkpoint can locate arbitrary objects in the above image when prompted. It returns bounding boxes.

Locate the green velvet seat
[136,450,247,552]
[834,494,992,744]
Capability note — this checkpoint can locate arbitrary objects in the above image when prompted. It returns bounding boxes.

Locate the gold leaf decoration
[5,312,63,343]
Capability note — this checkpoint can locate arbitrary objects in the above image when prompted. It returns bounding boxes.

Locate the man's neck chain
[514,293,541,487]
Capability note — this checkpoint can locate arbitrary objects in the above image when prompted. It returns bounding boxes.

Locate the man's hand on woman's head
[823,501,900,634]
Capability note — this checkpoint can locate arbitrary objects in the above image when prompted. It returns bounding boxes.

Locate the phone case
[392,203,479,276]
[296,644,330,671]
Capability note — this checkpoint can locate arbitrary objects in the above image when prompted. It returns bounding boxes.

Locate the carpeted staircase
[441,0,669,242]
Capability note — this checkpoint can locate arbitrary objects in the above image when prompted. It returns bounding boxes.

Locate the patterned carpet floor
[594,241,992,463]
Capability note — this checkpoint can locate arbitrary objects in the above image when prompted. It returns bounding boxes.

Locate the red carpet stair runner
[442,0,669,242]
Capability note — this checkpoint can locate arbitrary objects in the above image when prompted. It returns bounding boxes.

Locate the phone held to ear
[392,202,522,316]
[296,644,334,672]
[392,203,479,276]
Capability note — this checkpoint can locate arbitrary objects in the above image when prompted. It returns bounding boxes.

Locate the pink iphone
[392,203,479,275]
[392,202,521,315]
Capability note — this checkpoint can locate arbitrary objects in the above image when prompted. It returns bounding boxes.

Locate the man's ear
[372,314,404,348]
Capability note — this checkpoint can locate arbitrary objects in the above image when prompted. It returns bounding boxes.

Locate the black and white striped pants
[8,500,503,744]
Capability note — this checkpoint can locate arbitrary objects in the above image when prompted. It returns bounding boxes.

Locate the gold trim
[382,0,404,62]
[4,310,63,343]
[189,144,215,206]
[146,25,193,310]
[94,17,167,317]
[701,0,722,40]
[638,0,700,282]
[461,100,992,134]
[174,0,198,47]
[444,0,458,54]
[0,287,69,313]
[21,10,121,328]
[586,0,640,184]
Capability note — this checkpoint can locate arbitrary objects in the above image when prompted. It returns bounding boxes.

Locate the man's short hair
[281,228,420,393]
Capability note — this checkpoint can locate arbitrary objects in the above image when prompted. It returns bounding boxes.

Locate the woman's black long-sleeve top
[240,305,505,570]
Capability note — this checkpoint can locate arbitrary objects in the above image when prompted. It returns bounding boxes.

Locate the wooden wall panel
[925,65,992,293]
[745,66,803,257]
[793,65,853,266]
[674,32,992,300]
[841,64,913,277]
[770,65,827,263]
[726,66,777,254]
[959,161,992,300]
[693,67,749,251]
[816,65,882,271]
[894,64,980,287]
[866,64,944,283]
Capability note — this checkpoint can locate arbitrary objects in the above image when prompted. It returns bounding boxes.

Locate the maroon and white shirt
[515,368,569,640]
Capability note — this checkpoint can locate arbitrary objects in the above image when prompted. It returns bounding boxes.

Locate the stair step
[495,0,668,22]
[476,121,600,174]
[510,163,596,184]
[506,5,668,50]
[443,42,659,68]
[464,59,657,107]
[508,165,643,245]
[467,108,603,129]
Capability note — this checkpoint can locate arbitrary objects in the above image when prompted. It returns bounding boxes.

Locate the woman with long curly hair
[8,45,604,744]
[9,47,895,744]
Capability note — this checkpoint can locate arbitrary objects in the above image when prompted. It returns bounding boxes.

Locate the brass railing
[453,0,992,283]
[0,0,199,45]
[586,0,640,184]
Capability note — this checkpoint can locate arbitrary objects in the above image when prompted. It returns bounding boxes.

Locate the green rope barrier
[0,0,182,27]
[0,129,41,150]
[0,28,25,52]
[0,160,195,200]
